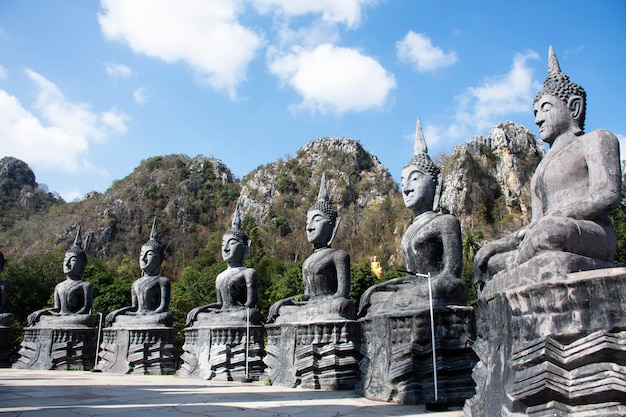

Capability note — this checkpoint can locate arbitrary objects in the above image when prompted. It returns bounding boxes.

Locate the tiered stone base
[97,327,175,374]
[357,306,475,405]
[465,268,626,416]
[264,320,360,389]
[178,324,265,380]
[0,326,14,367]
[14,326,96,370]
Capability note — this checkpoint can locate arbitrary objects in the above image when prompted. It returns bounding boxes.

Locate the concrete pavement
[0,369,464,417]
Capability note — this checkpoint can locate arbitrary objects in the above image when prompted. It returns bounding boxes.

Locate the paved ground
[0,369,464,417]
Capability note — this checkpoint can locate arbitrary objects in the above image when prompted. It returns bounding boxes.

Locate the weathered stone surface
[264,320,361,389]
[358,120,475,406]
[179,324,264,380]
[14,327,96,370]
[96,327,175,374]
[465,268,626,416]
[467,47,625,416]
[357,306,475,405]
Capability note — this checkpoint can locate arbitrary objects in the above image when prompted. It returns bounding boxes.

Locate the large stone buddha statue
[359,120,468,316]
[185,203,261,327]
[0,252,13,327]
[105,219,173,328]
[267,174,355,324]
[27,228,94,327]
[474,46,621,291]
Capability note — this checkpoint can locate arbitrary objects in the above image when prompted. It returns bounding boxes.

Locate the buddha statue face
[306,209,333,245]
[140,246,162,275]
[401,166,436,212]
[63,252,86,279]
[222,232,246,264]
[533,94,576,145]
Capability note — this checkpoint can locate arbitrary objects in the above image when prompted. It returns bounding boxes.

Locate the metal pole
[245,307,250,380]
[427,272,438,402]
[94,312,103,369]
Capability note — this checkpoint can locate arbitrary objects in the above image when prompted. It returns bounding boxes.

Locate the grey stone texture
[179,204,265,380]
[14,229,96,370]
[264,175,360,389]
[97,219,175,374]
[466,46,626,416]
[357,120,475,405]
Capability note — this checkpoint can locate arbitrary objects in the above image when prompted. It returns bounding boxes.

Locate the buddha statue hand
[185,303,221,327]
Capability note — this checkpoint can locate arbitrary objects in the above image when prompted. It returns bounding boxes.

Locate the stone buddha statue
[185,203,261,327]
[105,219,173,327]
[27,228,94,327]
[267,174,355,324]
[474,46,621,289]
[358,120,468,316]
[0,252,13,327]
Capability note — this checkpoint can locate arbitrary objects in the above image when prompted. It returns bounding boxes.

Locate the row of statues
[3,46,624,413]
[5,44,620,336]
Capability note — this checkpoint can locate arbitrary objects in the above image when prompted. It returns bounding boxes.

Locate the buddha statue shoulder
[474,46,621,293]
[359,119,468,317]
[105,219,173,328]
[267,174,355,324]
[186,203,261,327]
[27,228,94,327]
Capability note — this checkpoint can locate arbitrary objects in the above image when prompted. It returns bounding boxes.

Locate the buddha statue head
[533,46,586,145]
[307,173,339,246]
[140,218,164,276]
[222,202,250,265]
[64,227,87,279]
[401,119,441,214]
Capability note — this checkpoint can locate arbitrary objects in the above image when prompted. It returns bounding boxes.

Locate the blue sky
[1,0,625,201]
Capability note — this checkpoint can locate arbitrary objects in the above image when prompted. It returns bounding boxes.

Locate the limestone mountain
[239,137,403,263]
[0,157,63,233]
[440,121,545,239]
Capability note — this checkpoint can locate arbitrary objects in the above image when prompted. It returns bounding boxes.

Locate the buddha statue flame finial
[310,173,338,227]
[143,217,164,259]
[547,45,561,75]
[414,118,428,156]
[229,201,249,246]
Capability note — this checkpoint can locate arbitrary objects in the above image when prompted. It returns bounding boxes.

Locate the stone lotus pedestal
[465,263,626,416]
[97,325,176,375]
[0,322,14,367]
[178,323,265,380]
[357,306,475,405]
[264,320,360,390]
[14,322,96,370]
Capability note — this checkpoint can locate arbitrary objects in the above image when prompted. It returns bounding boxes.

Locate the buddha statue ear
[329,217,341,246]
[568,95,584,135]
[243,239,251,263]
[432,173,443,211]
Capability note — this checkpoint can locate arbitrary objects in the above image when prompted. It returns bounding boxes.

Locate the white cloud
[98,0,262,100]
[396,31,457,72]
[133,87,149,106]
[428,51,540,144]
[0,65,7,79]
[269,43,396,114]
[0,69,128,172]
[105,62,133,79]
[251,0,376,29]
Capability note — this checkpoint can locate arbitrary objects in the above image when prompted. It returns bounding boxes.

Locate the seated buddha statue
[0,252,13,327]
[474,46,621,290]
[27,228,94,327]
[359,119,468,317]
[267,174,355,324]
[185,203,262,327]
[105,219,173,328]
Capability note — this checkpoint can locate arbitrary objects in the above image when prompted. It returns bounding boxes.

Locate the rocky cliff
[440,121,545,237]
